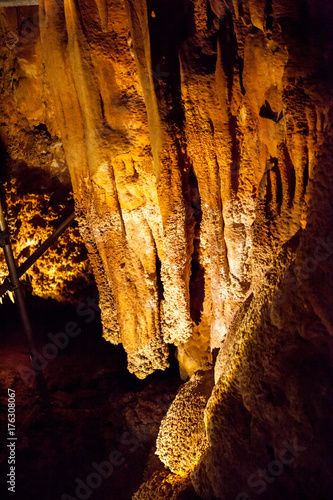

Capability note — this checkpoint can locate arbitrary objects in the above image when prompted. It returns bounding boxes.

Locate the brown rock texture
[0,5,69,182]
[133,470,201,500]
[1,0,333,498]
[0,164,92,303]
[156,369,214,475]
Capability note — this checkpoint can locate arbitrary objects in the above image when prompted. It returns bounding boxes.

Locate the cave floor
[0,294,182,500]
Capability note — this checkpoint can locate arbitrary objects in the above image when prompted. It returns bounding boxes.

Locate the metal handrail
[0,201,75,409]
[0,211,75,298]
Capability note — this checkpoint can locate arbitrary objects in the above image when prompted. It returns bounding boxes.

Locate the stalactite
[0,0,332,497]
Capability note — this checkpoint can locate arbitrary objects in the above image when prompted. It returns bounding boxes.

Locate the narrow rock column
[39,0,171,377]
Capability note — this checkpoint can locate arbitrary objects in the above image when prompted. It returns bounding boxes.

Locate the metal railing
[0,198,75,409]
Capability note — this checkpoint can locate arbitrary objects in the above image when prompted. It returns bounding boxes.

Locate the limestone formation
[156,369,214,475]
[1,0,319,378]
[133,471,200,500]
[0,0,332,498]
[0,165,92,302]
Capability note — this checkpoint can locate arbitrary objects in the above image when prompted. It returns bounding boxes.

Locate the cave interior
[0,0,333,499]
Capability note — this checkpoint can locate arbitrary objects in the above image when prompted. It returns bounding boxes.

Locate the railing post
[0,198,49,410]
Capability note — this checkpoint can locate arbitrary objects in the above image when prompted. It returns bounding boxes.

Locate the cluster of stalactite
[0,0,332,498]
[29,0,327,382]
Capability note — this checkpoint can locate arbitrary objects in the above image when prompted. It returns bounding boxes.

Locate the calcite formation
[0,0,332,498]
[133,471,201,500]
[1,0,316,378]
[156,370,214,475]
[0,166,92,303]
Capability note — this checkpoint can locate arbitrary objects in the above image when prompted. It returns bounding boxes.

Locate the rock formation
[0,165,92,302]
[156,369,214,475]
[0,0,332,498]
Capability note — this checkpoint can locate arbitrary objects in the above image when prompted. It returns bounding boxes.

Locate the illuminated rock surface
[0,0,333,498]
[0,167,93,302]
[156,370,214,475]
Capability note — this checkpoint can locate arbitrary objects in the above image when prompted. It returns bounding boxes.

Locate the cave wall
[0,4,69,180]
[32,0,332,380]
[1,0,330,375]
[0,4,94,303]
[0,167,93,303]
[1,0,333,498]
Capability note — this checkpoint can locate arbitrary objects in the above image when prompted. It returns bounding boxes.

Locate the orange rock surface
[1,0,333,497]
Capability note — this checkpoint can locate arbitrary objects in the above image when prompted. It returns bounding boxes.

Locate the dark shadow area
[0,293,182,500]
[282,143,296,207]
[187,167,205,325]
[259,100,283,123]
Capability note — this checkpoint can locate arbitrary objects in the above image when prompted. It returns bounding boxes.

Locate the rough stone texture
[133,471,201,500]
[192,227,333,499]
[1,0,331,376]
[0,297,183,500]
[156,369,214,475]
[0,5,69,182]
[0,164,92,303]
[187,1,333,498]
[0,0,333,498]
